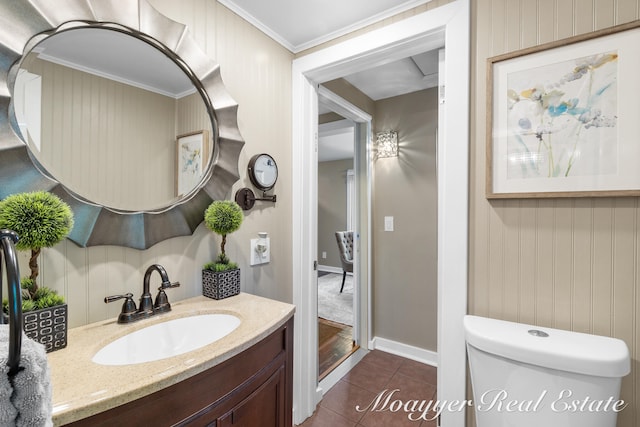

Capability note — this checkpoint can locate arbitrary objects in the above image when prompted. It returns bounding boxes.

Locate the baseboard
[318,265,353,276]
[370,337,438,367]
[318,265,342,274]
[318,347,368,395]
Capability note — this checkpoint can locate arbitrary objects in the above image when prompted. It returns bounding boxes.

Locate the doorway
[317,117,357,379]
[292,1,470,426]
[316,91,370,380]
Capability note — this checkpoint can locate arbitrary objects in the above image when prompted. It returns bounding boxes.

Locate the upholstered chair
[334,231,354,293]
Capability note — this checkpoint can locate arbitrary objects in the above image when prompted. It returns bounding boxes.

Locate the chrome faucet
[105,264,180,324]
[0,230,23,376]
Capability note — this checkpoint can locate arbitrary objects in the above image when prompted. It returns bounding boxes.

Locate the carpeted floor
[317,272,353,326]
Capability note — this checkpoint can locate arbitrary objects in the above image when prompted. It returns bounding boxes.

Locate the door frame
[317,87,372,391]
[292,1,470,425]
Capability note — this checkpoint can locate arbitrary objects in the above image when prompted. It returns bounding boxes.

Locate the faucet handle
[104,293,134,304]
[104,293,137,324]
[161,281,181,289]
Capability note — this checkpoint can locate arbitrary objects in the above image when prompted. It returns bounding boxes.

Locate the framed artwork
[175,130,210,197]
[487,21,640,198]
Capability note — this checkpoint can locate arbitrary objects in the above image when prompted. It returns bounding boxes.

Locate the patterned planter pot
[23,303,68,353]
[202,269,240,300]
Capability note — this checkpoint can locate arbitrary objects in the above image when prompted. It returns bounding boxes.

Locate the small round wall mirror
[248,153,278,191]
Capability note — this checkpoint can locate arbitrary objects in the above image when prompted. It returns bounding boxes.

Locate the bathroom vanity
[48,293,295,426]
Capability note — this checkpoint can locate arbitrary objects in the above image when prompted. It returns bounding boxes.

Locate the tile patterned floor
[297,350,438,427]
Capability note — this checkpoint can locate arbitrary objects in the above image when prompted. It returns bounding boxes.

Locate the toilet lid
[463,315,630,378]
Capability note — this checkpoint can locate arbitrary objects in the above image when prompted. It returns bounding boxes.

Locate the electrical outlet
[322,251,327,259]
[250,237,270,265]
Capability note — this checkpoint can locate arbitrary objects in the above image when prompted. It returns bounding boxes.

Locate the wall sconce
[375,130,398,158]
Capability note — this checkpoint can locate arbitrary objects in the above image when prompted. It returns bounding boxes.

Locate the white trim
[292,68,319,423]
[318,266,354,276]
[217,0,297,52]
[218,0,434,53]
[317,265,343,274]
[346,169,355,230]
[292,1,469,426]
[318,347,368,395]
[370,337,438,367]
[318,85,373,353]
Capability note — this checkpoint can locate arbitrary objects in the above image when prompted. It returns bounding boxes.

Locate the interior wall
[14,0,293,328]
[373,88,438,351]
[24,57,177,211]
[470,1,640,426]
[318,159,352,270]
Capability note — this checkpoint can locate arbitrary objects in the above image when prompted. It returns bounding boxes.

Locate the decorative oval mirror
[14,27,214,212]
[0,0,244,249]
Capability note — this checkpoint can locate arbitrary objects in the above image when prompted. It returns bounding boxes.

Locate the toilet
[464,315,630,427]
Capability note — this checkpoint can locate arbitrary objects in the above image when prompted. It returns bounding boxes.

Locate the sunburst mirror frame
[0,0,244,249]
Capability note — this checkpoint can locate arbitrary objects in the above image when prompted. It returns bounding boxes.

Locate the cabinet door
[218,366,285,427]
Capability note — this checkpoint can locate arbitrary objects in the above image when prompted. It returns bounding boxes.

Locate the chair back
[334,231,354,272]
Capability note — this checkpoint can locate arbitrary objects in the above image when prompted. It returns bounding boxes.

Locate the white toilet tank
[464,315,630,427]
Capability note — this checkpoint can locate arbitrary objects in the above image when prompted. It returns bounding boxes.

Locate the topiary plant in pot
[0,191,74,352]
[202,200,243,299]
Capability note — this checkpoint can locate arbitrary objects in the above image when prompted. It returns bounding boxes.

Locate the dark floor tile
[357,371,438,427]
[387,371,437,401]
[320,380,377,423]
[296,406,356,427]
[397,358,437,386]
[360,349,404,373]
[420,417,438,427]
[342,359,395,392]
[358,409,424,426]
[360,369,436,427]
[298,350,439,427]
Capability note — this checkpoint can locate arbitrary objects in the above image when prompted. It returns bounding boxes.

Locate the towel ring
[0,230,23,377]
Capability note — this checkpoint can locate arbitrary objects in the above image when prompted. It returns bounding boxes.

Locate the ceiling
[34,28,194,98]
[219,1,443,162]
[221,0,441,102]
[218,0,431,53]
[31,1,442,161]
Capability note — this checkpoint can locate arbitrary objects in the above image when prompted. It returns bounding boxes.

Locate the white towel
[0,325,52,427]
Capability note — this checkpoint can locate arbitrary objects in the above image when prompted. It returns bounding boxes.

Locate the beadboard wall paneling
[176,92,212,137]
[25,57,176,211]
[471,1,640,426]
[14,0,293,328]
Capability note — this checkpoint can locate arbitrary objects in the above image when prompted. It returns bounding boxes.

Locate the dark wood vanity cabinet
[68,317,293,427]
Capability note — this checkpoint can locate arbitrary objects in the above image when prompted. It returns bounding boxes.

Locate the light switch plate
[384,216,394,231]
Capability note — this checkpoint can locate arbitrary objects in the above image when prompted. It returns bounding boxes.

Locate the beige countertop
[48,293,295,426]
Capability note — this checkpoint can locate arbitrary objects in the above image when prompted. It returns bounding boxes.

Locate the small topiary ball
[204,200,243,236]
[0,191,74,251]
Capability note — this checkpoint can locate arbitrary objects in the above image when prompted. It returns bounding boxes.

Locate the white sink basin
[92,314,241,366]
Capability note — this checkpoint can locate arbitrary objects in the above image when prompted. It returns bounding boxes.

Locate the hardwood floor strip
[318,317,357,379]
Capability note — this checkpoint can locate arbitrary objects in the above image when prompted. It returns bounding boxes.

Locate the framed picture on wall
[486,20,640,198]
[175,130,210,197]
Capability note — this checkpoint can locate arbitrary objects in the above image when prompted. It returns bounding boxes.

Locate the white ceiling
[221,0,441,103]
[35,28,194,98]
[30,2,442,162]
[218,0,431,53]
